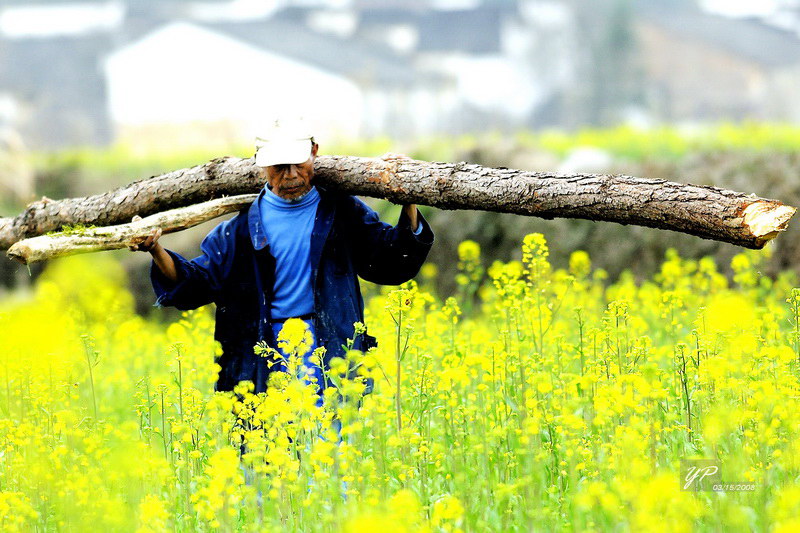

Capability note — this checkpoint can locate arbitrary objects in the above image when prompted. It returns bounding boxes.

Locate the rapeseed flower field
[1,234,799,532]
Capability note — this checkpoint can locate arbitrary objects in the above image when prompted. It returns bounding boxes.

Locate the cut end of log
[743,201,797,247]
[6,242,31,265]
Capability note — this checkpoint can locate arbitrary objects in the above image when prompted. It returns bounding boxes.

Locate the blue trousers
[241,318,348,499]
[271,318,342,440]
[271,318,324,405]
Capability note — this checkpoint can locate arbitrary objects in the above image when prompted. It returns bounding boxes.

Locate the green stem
[82,337,98,420]
[395,293,403,434]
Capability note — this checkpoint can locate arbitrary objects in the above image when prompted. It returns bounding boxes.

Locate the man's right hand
[128,215,163,253]
[129,216,178,282]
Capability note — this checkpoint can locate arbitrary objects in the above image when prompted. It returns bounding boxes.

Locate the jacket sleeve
[348,197,434,285]
[150,217,239,310]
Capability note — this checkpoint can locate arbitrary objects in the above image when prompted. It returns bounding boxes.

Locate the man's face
[263,142,319,200]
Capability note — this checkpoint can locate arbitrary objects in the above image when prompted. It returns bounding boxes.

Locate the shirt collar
[247,184,329,250]
[262,184,319,208]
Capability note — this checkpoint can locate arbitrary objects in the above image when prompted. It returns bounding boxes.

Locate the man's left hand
[403,203,419,232]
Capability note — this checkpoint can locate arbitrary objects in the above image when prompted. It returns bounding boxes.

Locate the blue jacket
[150,185,434,393]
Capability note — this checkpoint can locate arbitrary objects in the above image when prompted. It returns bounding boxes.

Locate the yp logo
[681,459,755,492]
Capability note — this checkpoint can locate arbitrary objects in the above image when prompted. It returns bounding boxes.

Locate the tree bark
[7,195,257,265]
[1,155,795,256]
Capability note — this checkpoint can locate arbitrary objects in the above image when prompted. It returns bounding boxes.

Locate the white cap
[254,116,315,167]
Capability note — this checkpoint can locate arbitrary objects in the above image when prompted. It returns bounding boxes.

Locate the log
[1,156,795,259]
[1,156,264,250]
[7,195,257,264]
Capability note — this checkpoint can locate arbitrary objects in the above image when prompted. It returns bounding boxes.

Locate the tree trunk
[0,156,264,250]
[1,155,795,257]
[7,195,256,265]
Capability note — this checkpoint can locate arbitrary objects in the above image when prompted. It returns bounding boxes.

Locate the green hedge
[28,122,800,188]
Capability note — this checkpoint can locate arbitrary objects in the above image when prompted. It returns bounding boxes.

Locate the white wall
[104,22,364,144]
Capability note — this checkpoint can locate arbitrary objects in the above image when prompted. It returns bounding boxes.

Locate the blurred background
[2,0,800,310]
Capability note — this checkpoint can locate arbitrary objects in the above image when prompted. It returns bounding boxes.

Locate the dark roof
[269,6,316,24]
[353,1,430,9]
[358,4,517,54]
[0,34,111,147]
[639,3,800,67]
[417,8,507,54]
[205,19,446,87]
[357,8,425,26]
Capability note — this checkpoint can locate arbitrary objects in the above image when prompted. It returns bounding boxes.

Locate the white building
[105,19,455,147]
[105,21,364,147]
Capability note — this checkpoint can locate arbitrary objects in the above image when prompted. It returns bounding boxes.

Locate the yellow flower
[569,250,591,278]
[701,292,755,334]
[432,495,464,529]
[344,512,413,533]
[388,488,422,522]
[420,262,439,280]
[135,494,169,533]
[457,240,481,263]
[277,318,314,356]
[0,491,39,532]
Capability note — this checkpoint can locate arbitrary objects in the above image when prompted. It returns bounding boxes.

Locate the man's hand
[129,216,178,282]
[380,153,419,232]
[403,204,419,233]
[128,215,162,253]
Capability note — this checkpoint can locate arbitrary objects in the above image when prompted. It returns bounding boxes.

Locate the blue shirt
[259,185,321,320]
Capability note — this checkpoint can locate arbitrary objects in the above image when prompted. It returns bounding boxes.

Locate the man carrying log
[130,118,434,401]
